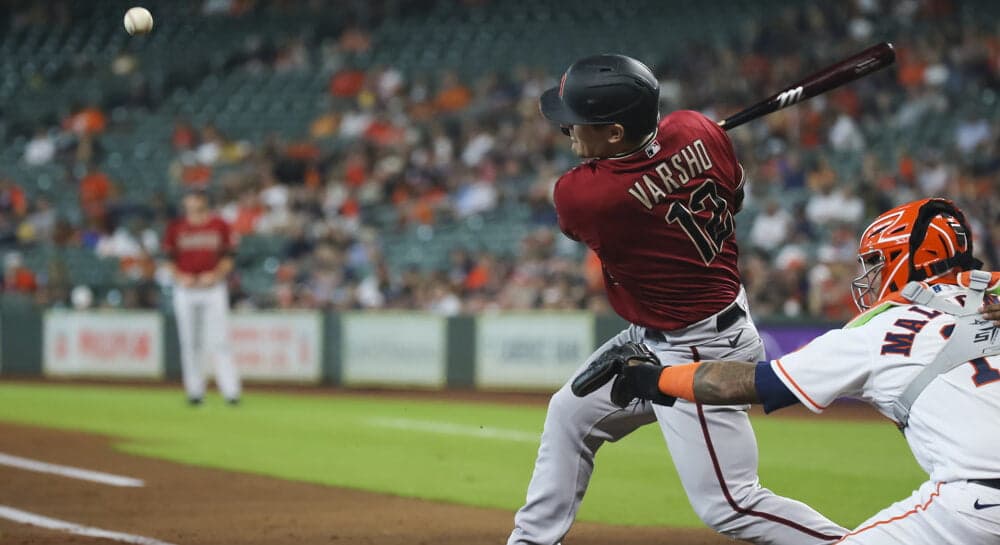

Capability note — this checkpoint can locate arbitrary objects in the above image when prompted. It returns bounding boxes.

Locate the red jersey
[554,110,744,330]
[164,216,233,274]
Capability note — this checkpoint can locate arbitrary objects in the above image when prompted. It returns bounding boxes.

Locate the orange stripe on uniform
[773,359,829,411]
[834,482,943,543]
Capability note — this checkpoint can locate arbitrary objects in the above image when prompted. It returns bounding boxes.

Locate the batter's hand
[982,301,1000,328]
[572,342,659,399]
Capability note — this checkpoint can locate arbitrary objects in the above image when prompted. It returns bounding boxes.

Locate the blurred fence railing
[0,304,839,391]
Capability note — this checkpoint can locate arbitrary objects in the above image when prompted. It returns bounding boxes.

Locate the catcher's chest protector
[892,270,1000,427]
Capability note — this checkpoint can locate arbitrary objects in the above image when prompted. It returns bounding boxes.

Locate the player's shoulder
[845,298,916,330]
[554,161,601,198]
[658,109,733,152]
[661,109,712,124]
[659,109,718,132]
[558,160,601,182]
[956,271,1000,294]
[553,160,622,223]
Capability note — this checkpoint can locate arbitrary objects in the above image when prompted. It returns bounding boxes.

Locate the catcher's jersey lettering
[880,333,915,356]
[894,318,928,333]
[969,357,1000,386]
[940,323,955,339]
[553,110,743,330]
[878,307,942,356]
[909,306,942,319]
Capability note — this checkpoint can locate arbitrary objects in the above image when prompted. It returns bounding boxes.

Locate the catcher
[603,198,1000,545]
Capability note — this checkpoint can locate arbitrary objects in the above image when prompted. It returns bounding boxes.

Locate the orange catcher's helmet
[851,198,983,311]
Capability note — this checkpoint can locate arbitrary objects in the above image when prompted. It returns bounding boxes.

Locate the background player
[163,190,241,405]
[616,198,1000,544]
[508,54,846,545]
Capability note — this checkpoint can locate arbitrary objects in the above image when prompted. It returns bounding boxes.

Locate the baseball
[123,7,153,36]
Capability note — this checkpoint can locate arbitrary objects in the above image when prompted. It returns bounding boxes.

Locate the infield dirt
[0,422,736,545]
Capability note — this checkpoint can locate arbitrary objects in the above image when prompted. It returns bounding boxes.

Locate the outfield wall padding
[0,303,840,390]
[0,295,42,375]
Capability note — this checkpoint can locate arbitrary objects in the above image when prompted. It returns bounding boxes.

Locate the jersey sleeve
[552,171,598,248]
[769,326,875,413]
[754,361,800,413]
[552,176,579,241]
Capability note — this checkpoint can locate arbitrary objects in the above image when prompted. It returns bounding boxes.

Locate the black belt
[645,302,746,344]
[715,303,746,332]
[970,479,1000,490]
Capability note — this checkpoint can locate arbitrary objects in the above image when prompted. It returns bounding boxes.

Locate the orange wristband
[657,362,701,402]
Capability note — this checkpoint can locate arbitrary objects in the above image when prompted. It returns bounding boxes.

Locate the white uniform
[771,280,1000,544]
[172,282,240,402]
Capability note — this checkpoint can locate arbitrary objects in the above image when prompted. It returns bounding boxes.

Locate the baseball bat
[718,42,896,131]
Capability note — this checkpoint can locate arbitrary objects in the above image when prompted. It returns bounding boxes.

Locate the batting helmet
[540,54,660,138]
[851,198,983,311]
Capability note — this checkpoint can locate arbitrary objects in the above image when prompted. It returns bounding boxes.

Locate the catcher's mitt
[571,342,659,399]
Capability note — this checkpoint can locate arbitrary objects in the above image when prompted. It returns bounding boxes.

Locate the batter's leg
[204,284,240,402]
[172,286,205,402]
[651,323,846,544]
[655,401,846,544]
[508,326,656,545]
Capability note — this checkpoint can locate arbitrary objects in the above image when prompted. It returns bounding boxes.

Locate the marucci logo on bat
[776,86,804,108]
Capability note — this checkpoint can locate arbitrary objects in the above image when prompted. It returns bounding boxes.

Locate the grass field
[0,383,925,529]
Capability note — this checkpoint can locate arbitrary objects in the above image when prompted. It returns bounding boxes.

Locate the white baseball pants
[836,480,1000,544]
[172,283,240,401]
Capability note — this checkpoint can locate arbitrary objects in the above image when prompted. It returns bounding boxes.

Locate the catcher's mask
[851,198,982,311]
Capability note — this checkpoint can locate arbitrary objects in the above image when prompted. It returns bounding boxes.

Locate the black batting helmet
[540,54,660,138]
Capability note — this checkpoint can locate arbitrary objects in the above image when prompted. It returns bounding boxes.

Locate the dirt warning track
[0,422,735,545]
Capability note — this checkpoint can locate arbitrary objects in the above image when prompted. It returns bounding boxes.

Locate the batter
[508,54,845,545]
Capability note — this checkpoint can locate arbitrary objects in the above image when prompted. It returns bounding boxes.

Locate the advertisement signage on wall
[757,324,831,359]
[476,312,594,390]
[44,311,164,378]
[229,311,323,383]
[341,313,447,387]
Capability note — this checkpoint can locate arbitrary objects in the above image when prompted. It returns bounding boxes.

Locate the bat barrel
[720,42,895,131]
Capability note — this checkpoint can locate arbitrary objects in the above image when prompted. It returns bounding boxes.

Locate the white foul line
[0,505,178,545]
[369,417,539,442]
[0,452,144,487]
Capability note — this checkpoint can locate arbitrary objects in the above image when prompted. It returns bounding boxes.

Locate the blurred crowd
[0,0,997,323]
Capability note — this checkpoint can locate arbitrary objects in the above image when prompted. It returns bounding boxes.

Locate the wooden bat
[718,42,896,131]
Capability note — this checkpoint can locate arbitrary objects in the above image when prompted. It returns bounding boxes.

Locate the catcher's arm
[692,361,760,404]
[622,359,799,412]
